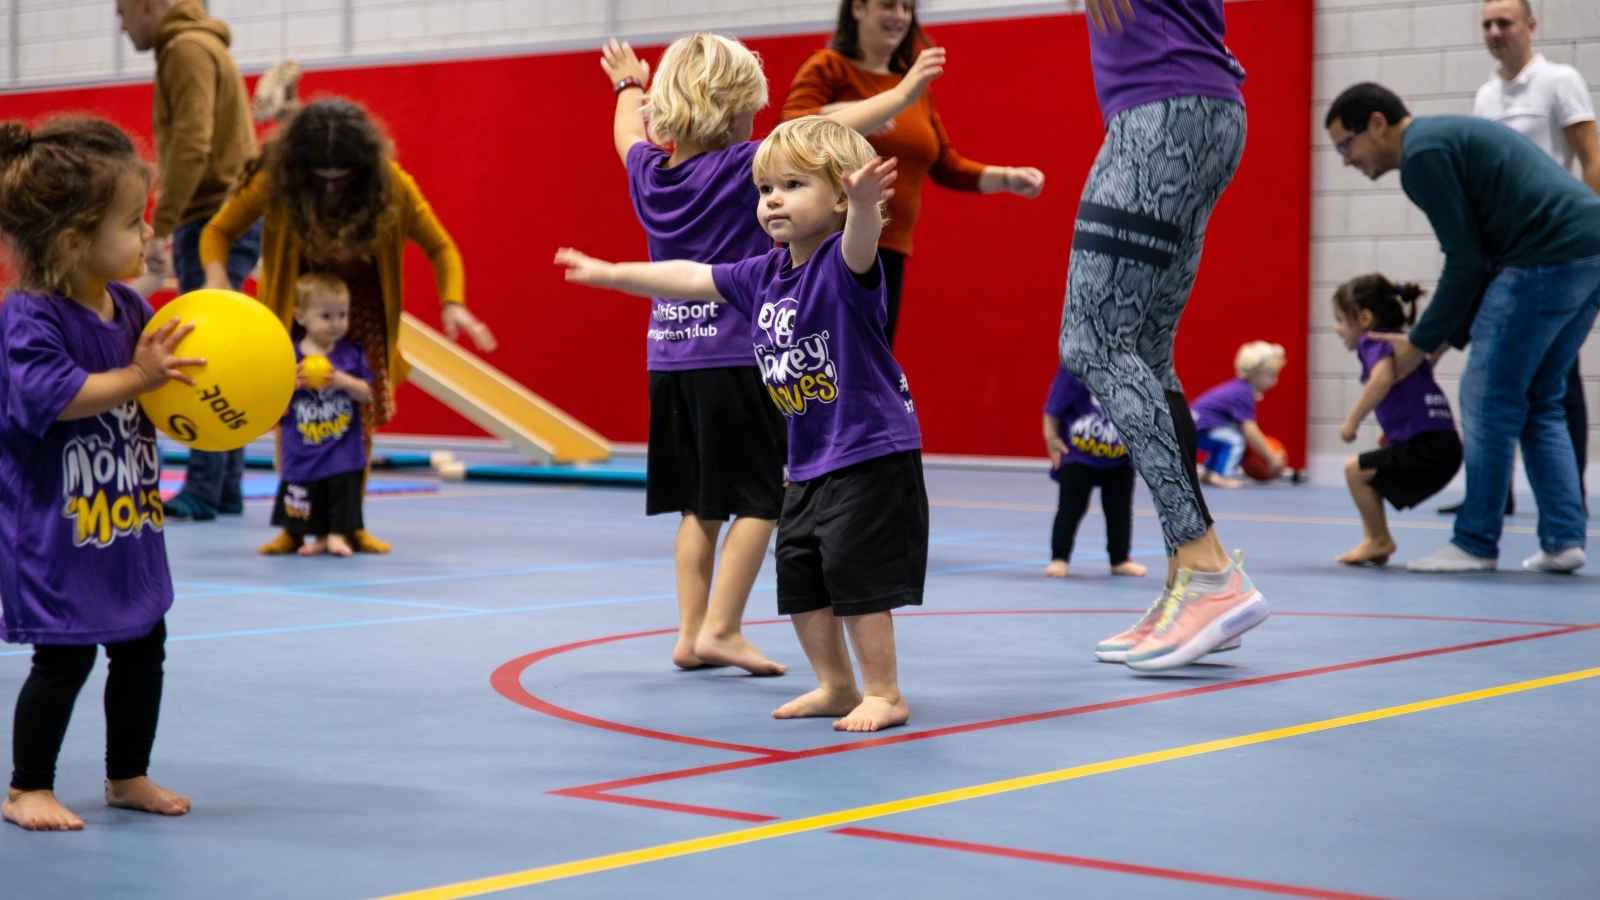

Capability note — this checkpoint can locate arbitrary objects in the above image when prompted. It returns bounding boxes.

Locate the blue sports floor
[1,463,1596,898]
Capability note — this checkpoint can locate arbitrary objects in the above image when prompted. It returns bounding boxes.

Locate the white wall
[1312,0,1600,470]
[2,0,1069,86]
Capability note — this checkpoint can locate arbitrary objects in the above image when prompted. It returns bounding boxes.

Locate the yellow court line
[385,666,1600,899]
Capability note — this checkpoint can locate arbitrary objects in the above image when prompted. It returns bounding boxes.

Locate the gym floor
[2,459,1595,899]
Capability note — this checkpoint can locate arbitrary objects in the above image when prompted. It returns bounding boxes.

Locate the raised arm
[821,48,946,136]
[600,39,651,165]
[1340,355,1397,442]
[839,157,895,274]
[554,249,724,303]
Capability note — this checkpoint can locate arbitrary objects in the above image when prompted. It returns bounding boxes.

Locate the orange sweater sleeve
[199,167,267,266]
[782,50,852,120]
[926,103,987,192]
[395,165,466,306]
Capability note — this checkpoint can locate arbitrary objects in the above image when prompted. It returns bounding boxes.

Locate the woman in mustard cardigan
[200,98,495,554]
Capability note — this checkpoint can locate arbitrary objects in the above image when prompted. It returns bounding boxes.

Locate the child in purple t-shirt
[558,117,923,734]
[0,116,197,831]
[597,34,941,676]
[1191,341,1288,487]
[1331,275,1462,567]
[268,274,373,558]
[1043,367,1147,579]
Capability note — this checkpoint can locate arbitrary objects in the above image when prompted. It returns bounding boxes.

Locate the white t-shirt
[1474,54,1596,172]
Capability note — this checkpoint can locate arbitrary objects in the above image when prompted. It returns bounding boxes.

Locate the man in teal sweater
[1325,82,1600,574]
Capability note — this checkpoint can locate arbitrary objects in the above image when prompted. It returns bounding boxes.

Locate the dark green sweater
[1400,115,1600,350]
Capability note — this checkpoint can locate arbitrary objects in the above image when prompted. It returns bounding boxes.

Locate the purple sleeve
[624,141,666,200]
[1229,383,1257,423]
[1357,336,1394,380]
[336,340,372,383]
[2,299,90,437]
[710,253,768,318]
[824,235,886,317]
[1044,368,1079,417]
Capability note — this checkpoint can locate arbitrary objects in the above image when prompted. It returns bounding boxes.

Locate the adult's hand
[1005,167,1046,199]
[900,47,946,103]
[144,237,172,279]
[441,303,497,353]
[1084,0,1136,33]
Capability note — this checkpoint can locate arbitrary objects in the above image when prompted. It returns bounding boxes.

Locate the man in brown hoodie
[117,0,265,522]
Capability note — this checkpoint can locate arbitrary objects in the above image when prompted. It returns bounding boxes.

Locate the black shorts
[646,367,785,521]
[271,470,365,536]
[1359,429,1463,510]
[775,450,928,618]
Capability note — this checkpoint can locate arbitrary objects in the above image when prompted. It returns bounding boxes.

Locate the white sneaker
[1405,544,1496,573]
[1522,547,1586,573]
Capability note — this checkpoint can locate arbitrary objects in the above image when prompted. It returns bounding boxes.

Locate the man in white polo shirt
[1460,0,1596,517]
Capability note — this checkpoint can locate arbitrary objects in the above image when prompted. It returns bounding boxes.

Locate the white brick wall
[1312,0,1600,468]
[2,0,1068,86]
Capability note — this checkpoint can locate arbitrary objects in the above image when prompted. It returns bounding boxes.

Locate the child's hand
[1047,436,1068,470]
[555,248,615,287]
[1340,423,1358,443]
[1004,166,1046,199]
[133,319,203,389]
[899,47,946,102]
[842,156,898,208]
[600,39,650,89]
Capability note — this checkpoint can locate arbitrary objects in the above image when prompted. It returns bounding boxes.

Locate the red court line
[836,828,1387,900]
[524,623,1598,796]
[553,787,779,823]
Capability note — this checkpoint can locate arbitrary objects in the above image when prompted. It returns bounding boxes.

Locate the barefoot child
[1192,341,1288,487]
[1332,275,1461,566]
[598,33,941,674]
[1043,366,1147,579]
[268,273,373,558]
[0,117,195,831]
[558,117,924,733]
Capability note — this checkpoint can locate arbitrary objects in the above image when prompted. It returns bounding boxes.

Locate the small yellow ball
[301,354,333,391]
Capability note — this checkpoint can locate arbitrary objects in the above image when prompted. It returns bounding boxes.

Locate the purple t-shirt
[1192,378,1256,432]
[1357,335,1455,444]
[1088,0,1246,124]
[710,233,921,481]
[1045,367,1129,470]
[280,339,370,483]
[0,285,173,645]
[627,141,772,371]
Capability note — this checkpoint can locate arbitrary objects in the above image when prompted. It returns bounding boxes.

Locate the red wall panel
[0,2,1311,461]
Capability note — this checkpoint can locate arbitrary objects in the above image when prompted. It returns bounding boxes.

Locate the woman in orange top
[783,0,1045,345]
[200,98,496,554]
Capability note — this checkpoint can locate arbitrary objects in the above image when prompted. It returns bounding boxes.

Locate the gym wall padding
[0,1,1311,461]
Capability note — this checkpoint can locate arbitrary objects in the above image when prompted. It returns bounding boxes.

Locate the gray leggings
[1060,97,1247,554]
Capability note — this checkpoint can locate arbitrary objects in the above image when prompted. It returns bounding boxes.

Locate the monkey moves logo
[61,401,163,547]
[754,297,837,416]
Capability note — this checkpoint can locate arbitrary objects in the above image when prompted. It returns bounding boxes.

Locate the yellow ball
[138,289,296,452]
[301,354,333,391]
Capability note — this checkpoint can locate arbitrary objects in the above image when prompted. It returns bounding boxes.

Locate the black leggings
[10,620,166,792]
[1052,464,1137,564]
[880,248,906,347]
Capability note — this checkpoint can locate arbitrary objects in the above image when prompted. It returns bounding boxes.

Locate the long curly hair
[0,116,145,295]
[251,98,395,262]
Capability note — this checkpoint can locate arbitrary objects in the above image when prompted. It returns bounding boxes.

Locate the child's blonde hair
[752,116,885,218]
[1234,341,1286,378]
[295,272,349,311]
[648,33,767,149]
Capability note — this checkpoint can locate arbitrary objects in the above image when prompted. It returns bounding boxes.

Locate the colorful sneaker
[1094,588,1242,663]
[1124,553,1269,672]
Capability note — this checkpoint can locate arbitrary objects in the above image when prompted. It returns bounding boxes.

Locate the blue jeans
[1454,255,1600,557]
[170,218,263,508]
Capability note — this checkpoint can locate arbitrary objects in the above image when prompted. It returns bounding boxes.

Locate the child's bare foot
[693,633,786,676]
[1044,560,1069,578]
[773,686,862,719]
[3,789,84,831]
[1337,539,1396,567]
[297,537,327,557]
[1201,471,1244,489]
[1111,560,1148,577]
[833,695,909,733]
[104,777,190,817]
[326,534,354,558]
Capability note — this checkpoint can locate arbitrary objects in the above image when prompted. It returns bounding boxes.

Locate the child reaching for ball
[0,116,196,831]
[1331,275,1461,566]
[267,273,373,557]
[1191,341,1288,488]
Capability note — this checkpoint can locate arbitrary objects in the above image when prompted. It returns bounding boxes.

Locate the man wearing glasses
[1325,83,1600,574]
